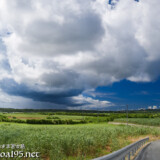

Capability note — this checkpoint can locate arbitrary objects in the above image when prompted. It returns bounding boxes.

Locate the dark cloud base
[0,78,88,106]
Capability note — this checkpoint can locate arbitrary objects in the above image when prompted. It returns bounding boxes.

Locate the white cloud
[148,106,158,110]
[68,94,113,110]
[153,105,157,110]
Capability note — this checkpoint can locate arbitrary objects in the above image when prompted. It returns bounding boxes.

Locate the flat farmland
[0,123,159,160]
[3,113,87,120]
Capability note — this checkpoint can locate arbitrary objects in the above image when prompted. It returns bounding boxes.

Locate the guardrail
[93,137,149,160]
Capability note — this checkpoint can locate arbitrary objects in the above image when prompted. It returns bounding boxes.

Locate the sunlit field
[5,113,86,120]
[0,123,159,160]
[0,112,113,124]
[0,111,160,159]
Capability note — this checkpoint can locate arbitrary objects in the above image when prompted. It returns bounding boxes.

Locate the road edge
[134,142,151,160]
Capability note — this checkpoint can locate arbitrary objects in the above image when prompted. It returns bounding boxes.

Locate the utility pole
[126,104,128,126]
[97,106,99,122]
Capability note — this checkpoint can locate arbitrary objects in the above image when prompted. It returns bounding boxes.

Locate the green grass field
[5,113,47,119]
[1,112,160,159]
[0,123,159,160]
[1,112,111,124]
[114,118,160,126]
[4,113,87,120]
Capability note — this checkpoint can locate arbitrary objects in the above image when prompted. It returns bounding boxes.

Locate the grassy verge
[114,118,160,126]
[0,123,159,159]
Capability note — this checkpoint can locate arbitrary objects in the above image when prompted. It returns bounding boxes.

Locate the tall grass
[0,123,159,160]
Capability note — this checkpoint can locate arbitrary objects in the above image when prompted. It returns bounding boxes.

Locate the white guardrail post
[92,137,149,160]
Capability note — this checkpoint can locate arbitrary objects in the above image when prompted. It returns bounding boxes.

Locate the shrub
[47,116,60,119]
[26,119,53,124]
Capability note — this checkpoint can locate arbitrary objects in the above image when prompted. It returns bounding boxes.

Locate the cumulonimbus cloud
[0,0,160,108]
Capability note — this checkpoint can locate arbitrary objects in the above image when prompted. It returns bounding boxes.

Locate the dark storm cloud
[22,12,104,56]
[0,79,87,106]
[40,70,80,88]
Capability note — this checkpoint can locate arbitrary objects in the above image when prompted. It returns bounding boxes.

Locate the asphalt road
[136,141,160,160]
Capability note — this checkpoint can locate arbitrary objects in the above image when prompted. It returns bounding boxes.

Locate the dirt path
[108,122,160,128]
[108,122,144,127]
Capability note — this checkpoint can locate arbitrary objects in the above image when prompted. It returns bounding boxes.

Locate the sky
[0,0,160,110]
